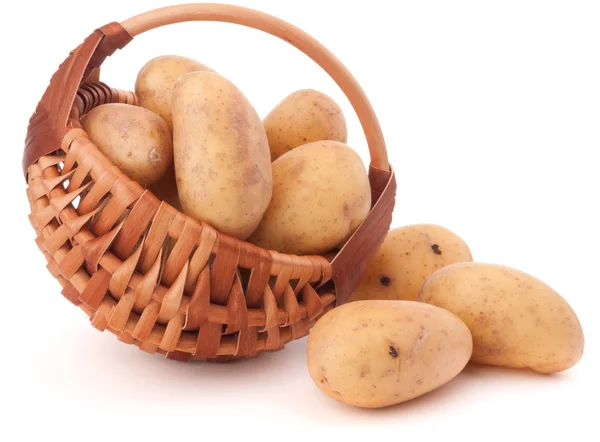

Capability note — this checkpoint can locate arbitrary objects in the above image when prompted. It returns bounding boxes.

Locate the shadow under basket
[23,4,396,362]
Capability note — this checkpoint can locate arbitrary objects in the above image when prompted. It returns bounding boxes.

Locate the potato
[135,55,214,130]
[247,140,370,255]
[82,103,172,186]
[264,89,347,161]
[307,300,472,408]
[350,224,472,302]
[172,71,272,240]
[418,263,584,374]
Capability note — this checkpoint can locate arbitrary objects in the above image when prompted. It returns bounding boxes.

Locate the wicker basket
[23,4,396,362]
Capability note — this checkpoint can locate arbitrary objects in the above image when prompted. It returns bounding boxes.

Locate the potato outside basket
[23,3,396,362]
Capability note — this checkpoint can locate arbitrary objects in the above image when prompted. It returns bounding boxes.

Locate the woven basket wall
[24,4,396,362]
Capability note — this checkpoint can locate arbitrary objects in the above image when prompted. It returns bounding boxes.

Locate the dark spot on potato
[389,346,399,358]
[477,343,505,356]
[380,276,391,287]
[431,244,442,255]
[148,148,161,167]
[342,203,352,220]
[288,158,306,179]
[242,164,263,188]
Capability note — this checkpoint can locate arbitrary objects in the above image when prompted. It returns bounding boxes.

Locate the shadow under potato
[317,361,577,417]
[35,319,580,415]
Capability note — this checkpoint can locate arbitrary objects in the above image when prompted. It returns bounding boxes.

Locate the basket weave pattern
[24,5,395,361]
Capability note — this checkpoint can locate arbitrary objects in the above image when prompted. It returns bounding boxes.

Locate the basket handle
[121,3,389,172]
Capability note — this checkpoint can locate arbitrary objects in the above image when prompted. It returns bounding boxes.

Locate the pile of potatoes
[81,55,585,411]
[307,224,585,408]
[82,55,369,254]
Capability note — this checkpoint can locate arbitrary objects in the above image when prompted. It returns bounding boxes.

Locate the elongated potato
[264,89,347,161]
[82,103,172,186]
[172,71,272,239]
[247,140,370,255]
[135,55,214,130]
[350,224,473,302]
[307,300,473,408]
[418,263,584,374]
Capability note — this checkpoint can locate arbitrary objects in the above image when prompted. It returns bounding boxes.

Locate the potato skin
[418,263,584,374]
[264,89,347,161]
[82,103,172,186]
[350,224,473,302]
[135,55,214,130]
[247,140,370,255]
[307,300,473,408]
[172,72,272,240]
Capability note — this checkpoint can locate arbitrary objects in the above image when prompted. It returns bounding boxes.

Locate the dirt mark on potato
[407,329,430,365]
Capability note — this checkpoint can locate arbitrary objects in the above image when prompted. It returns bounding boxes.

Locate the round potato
[418,262,584,374]
[350,224,473,302]
[247,140,370,255]
[135,55,214,130]
[307,300,473,408]
[264,89,347,161]
[82,103,172,186]
[172,71,272,240]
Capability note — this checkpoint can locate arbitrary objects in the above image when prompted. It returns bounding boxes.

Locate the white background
[1,0,599,440]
